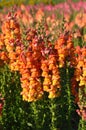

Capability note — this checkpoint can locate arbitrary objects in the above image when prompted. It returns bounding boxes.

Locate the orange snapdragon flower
[75,12,86,28]
[35,9,44,22]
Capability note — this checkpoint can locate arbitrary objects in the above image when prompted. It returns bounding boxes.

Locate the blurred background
[0,0,86,7]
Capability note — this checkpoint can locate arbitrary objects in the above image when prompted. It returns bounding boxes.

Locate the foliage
[0,65,31,130]
[0,0,25,7]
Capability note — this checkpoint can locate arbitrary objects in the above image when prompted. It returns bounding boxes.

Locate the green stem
[31,100,47,130]
[66,65,72,130]
[78,119,86,130]
[66,67,71,114]
[31,102,38,129]
[49,98,60,130]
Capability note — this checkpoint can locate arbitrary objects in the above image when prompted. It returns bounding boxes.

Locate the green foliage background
[0,0,86,8]
[0,64,79,130]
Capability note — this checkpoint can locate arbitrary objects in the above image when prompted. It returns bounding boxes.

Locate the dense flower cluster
[1,13,21,71]
[71,46,86,120]
[41,55,61,98]
[75,46,86,87]
[0,3,86,44]
[74,46,86,120]
[0,4,86,126]
[0,34,8,66]
[0,12,85,104]
[55,34,76,68]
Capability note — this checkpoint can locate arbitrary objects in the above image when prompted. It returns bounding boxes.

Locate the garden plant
[0,0,86,130]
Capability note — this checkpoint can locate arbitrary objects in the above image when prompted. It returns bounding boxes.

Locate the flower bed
[0,1,86,130]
